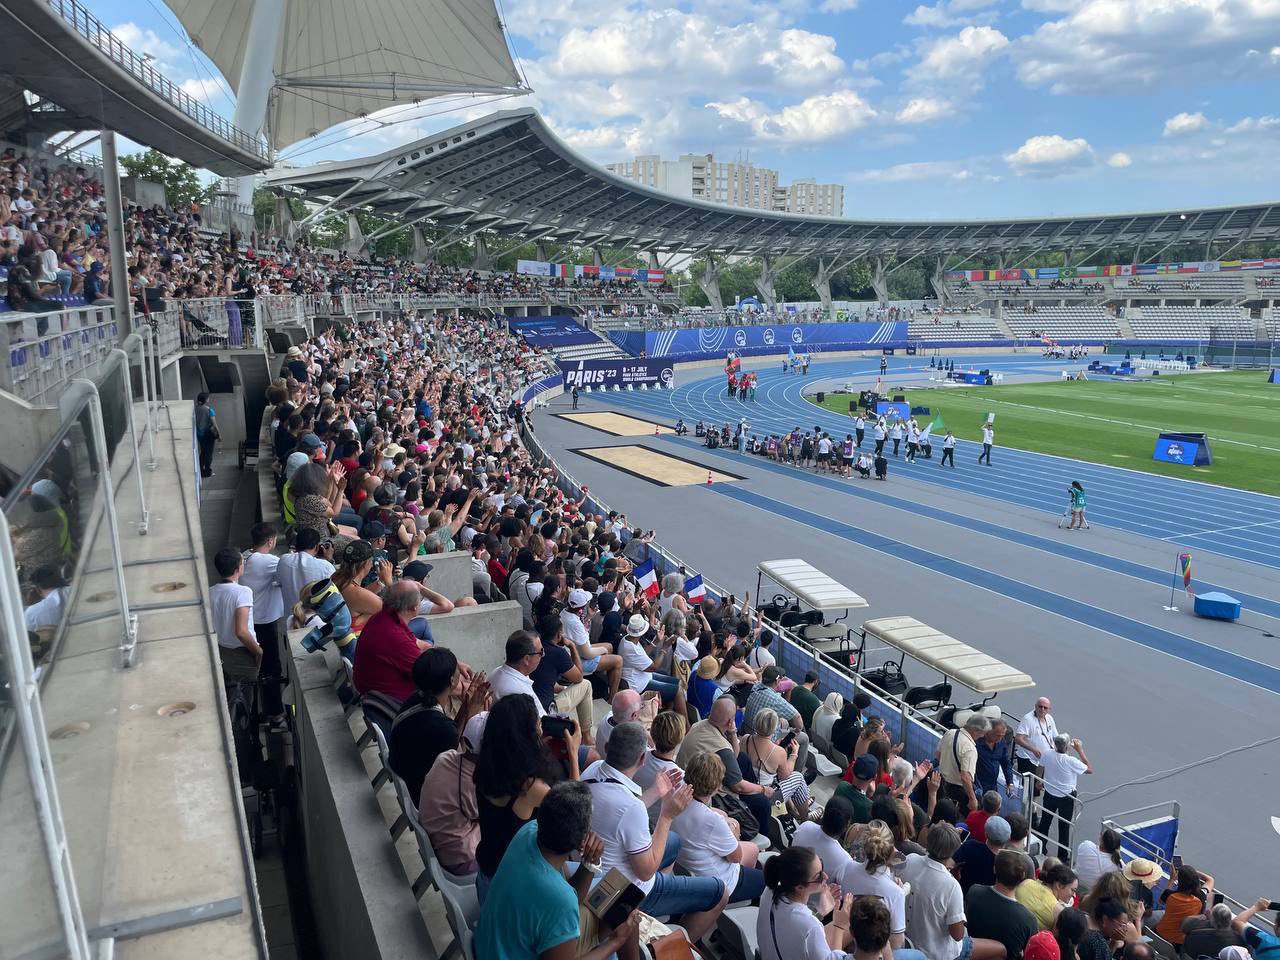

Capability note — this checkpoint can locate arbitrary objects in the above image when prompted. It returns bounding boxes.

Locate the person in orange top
[1154,862,1214,945]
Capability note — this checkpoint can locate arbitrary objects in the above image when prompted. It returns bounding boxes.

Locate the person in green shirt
[1068,481,1088,530]
[788,671,823,730]
[834,753,877,824]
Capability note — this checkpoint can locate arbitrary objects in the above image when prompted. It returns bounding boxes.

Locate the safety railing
[170,298,262,350]
[0,304,119,406]
[43,0,268,160]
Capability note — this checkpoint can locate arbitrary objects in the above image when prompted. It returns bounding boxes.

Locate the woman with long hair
[756,846,854,960]
[715,644,759,692]
[1054,907,1089,960]
[473,693,564,905]
[1068,480,1088,530]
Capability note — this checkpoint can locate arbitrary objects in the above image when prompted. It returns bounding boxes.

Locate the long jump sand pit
[556,411,670,436]
[571,446,744,487]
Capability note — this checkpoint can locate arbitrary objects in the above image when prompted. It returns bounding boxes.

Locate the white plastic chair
[716,905,761,960]
[431,858,479,960]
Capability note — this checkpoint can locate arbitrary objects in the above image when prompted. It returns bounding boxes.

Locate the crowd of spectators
[204,301,1280,960]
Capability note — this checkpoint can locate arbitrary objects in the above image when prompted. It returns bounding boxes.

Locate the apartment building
[607,153,843,216]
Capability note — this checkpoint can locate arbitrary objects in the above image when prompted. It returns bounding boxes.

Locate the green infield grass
[806,370,1280,496]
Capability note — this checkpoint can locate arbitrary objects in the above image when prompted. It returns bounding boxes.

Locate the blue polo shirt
[474,821,580,959]
[975,735,1013,793]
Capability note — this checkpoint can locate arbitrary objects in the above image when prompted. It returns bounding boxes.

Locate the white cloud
[819,0,860,10]
[1016,0,1280,95]
[1163,111,1207,136]
[1226,114,1280,134]
[1107,151,1132,168]
[1004,134,1095,176]
[178,77,224,103]
[851,159,975,182]
[908,25,1010,85]
[904,0,999,28]
[706,90,878,142]
[110,22,184,64]
[1020,0,1076,10]
[896,97,951,123]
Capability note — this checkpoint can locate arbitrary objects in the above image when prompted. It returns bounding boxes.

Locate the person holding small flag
[941,429,956,468]
[854,412,866,448]
[978,420,995,466]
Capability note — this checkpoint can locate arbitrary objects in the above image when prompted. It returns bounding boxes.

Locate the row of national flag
[632,559,705,603]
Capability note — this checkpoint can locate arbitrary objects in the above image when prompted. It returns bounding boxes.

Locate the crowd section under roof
[268,109,1280,261]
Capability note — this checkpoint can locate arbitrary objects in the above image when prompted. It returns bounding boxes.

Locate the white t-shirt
[620,638,653,692]
[747,645,776,670]
[899,853,966,960]
[791,821,853,881]
[1039,749,1087,797]
[633,751,680,824]
[673,800,740,894]
[982,426,994,445]
[1073,840,1119,892]
[276,551,336,614]
[582,761,655,894]
[239,551,284,624]
[757,888,849,960]
[24,588,68,631]
[561,607,591,651]
[488,664,545,717]
[1014,710,1058,762]
[839,862,906,935]
[674,636,699,663]
[210,582,254,650]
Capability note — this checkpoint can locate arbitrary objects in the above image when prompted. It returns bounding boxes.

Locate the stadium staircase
[553,332,628,362]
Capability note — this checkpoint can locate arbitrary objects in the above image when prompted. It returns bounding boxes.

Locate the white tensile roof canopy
[165,0,526,151]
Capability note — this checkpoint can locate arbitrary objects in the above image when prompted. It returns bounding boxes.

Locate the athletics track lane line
[703,483,1280,698]
[655,432,1280,615]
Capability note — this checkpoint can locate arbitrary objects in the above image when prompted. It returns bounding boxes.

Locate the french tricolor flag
[634,559,660,599]
[684,574,705,604]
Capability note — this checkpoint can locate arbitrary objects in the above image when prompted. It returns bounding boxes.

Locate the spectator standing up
[585,722,729,942]
[955,815,1012,892]
[966,849,1040,960]
[418,712,486,875]
[240,522,286,723]
[389,647,490,801]
[276,528,336,615]
[1068,481,1088,530]
[1015,697,1058,782]
[939,713,988,812]
[978,422,995,465]
[975,717,1018,806]
[194,392,220,478]
[474,780,641,960]
[210,547,262,687]
[1036,734,1092,861]
[756,845,856,960]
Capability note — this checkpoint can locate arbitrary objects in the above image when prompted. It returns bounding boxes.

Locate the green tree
[118,148,215,208]
[253,187,305,233]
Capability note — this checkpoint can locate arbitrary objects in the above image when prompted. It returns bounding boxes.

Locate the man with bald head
[596,688,643,757]
[677,695,776,832]
[353,578,436,702]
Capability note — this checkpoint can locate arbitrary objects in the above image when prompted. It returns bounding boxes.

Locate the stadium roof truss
[267,110,1280,262]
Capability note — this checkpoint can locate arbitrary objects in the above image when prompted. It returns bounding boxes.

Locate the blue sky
[95,0,1280,219]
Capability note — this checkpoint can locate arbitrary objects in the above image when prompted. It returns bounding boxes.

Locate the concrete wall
[0,391,60,479]
[122,176,167,208]
[425,601,522,674]
[209,390,246,453]
[420,550,472,605]
[288,642,436,960]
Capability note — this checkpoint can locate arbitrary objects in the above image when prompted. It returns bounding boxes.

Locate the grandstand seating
[1003,306,1121,339]
[907,314,1002,341]
[549,339,628,361]
[1127,306,1254,339]
[1117,276,1246,295]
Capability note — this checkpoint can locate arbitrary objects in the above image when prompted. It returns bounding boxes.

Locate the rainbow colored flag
[1178,553,1193,595]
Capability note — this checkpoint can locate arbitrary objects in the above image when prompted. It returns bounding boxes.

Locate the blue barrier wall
[610,322,907,360]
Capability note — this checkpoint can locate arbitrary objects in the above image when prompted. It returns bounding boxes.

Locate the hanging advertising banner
[558,358,675,390]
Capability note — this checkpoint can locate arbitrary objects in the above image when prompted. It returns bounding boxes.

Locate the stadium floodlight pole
[100,131,132,339]
[231,0,286,206]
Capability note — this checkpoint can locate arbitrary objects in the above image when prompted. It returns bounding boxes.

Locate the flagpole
[1163,553,1180,612]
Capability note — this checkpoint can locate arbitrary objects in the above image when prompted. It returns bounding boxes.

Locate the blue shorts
[640,870,724,917]
[955,934,973,960]
[581,654,602,675]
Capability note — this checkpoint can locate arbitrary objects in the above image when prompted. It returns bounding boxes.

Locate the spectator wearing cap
[966,849,1039,960]
[389,645,490,802]
[1036,734,1092,862]
[418,712,486,876]
[1025,930,1062,960]
[331,538,385,636]
[276,527,336,616]
[834,753,878,824]
[489,630,547,717]
[956,814,1013,892]
[618,613,685,713]
[743,666,810,773]
[401,558,476,617]
[560,587,621,700]
[939,713,989,812]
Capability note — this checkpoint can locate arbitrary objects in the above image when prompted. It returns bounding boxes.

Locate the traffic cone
[655,424,660,437]
[707,472,713,486]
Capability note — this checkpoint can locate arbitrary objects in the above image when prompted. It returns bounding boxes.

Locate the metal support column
[100,131,132,340]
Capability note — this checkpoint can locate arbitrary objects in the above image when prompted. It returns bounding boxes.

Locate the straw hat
[696,656,719,679]
[1122,858,1165,888]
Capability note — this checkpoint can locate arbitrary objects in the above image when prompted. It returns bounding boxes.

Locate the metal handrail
[43,0,268,160]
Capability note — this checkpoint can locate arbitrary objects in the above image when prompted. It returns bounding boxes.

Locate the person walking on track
[874,418,887,456]
[1068,481,1087,529]
[890,419,903,457]
[854,413,866,449]
[880,355,888,377]
[905,421,919,463]
[978,422,994,466]
[941,430,956,468]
